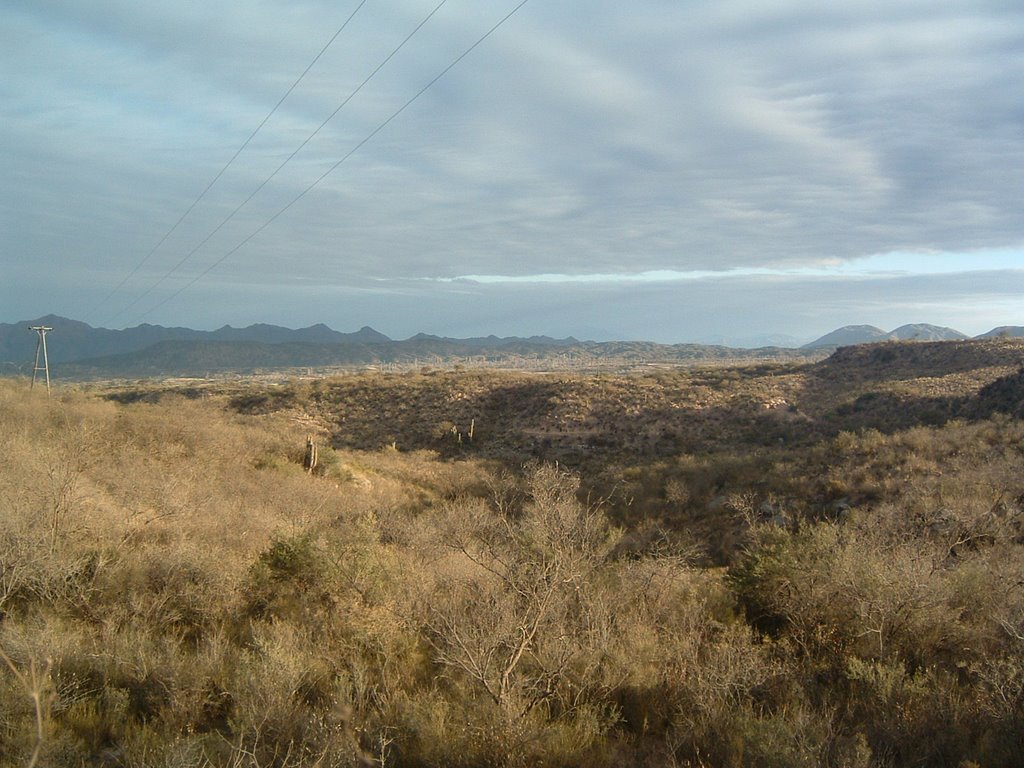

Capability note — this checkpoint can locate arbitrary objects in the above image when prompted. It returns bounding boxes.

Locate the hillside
[104,337,1024,539]
[2,338,1024,767]
[191,338,1024,450]
[977,325,1024,339]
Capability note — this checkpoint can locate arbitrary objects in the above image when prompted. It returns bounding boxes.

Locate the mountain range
[0,315,396,365]
[0,315,808,377]
[1,315,1021,378]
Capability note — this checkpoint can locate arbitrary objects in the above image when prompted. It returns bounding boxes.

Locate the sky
[2,0,1023,345]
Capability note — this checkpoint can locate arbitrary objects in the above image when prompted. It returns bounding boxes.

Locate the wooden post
[303,435,318,474]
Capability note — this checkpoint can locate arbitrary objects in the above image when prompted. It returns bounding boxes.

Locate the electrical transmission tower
[29,325,53,394]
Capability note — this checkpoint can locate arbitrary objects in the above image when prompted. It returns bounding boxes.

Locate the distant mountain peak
[29,314,91,329]
[803,325,891,349]
[346,326,390,343]
[889,323,968,341]
[805,323,968,349]
[977,326,1024,339]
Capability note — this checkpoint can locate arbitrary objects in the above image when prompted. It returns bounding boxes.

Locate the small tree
[426,465,618,717]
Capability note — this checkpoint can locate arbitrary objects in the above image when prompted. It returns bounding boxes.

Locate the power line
[133,0,534,324]
[109,0,450,324]
[95,0,369,319]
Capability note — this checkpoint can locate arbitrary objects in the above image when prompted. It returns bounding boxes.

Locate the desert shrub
[100,554,222,644]
[728,486,1024,764]
[734,517,934,658]
[387,688,618,768]
[414,466,829,766]
[242,533,333,626]
[223,620,363,764]
[424,467,621,714]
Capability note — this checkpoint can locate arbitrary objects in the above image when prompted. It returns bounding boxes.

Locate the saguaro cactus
[303,435,319,474]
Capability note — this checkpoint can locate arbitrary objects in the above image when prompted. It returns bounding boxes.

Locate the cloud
[1,0,1022,334]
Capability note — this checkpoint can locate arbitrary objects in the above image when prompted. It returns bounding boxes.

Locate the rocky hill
[889,323,969,341]
[802,325,894,348]
[976,325,1024,339]
[803,323,968,348]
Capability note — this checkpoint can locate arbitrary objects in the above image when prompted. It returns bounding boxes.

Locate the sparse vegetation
[2,339,1024,766]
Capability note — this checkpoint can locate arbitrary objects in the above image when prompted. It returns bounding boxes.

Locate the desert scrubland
[2,340,1024,766]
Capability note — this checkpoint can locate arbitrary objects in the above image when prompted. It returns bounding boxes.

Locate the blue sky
[2,0,1022,343]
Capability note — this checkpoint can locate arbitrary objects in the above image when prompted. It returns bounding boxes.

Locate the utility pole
[29,325,53,395]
